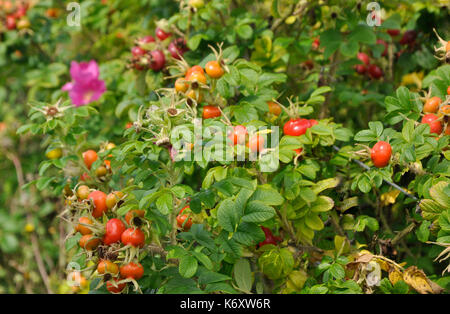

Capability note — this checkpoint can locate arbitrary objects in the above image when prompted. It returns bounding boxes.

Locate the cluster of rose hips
[392,29,418,58]
[128,25,188,71]
[170,46,285,155]
[420,90,450,137]
[172,55,321,156]
[63,144,149,294]
[420,33,450,137]
[173,45,226,106]
[381,23,418,58]
[353,28,422,80]
[0,0,30,31]
[64,143,200,293]
[78,144,115,182]
[355,52,383,80]
[232,100,318,155]
[366,87,449,170]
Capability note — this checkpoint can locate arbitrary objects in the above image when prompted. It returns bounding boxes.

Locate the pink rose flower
[62,60,106,107]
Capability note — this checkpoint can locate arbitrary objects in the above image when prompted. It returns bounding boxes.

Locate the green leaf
[299,187,317,203]
[242,201,276,223]
[187,34,205,50]
[320,29,341,59]
[234,104,258,124]
[402,145,416,163]
[271,0,280,18]
[191,251,213,270]
[310,196,334,212]
[65,233,81,251]
[236,24,253,39]
[381,13,401,30]
[339,197,359,212]
[0,234,19,253]
[139,190,162,209]
[415,221,431,242]
[329,263,345,280]
[257,72,287,87]
[249,185,284,206]
[223,46,240,63]
[217,231,242,258]
[439,210,450,232]
[233,258,253,293]
[205,283,237,294]
[402,120,415,143]
[349,25,376,45]
[156,192,172,215]
[179,255,198,278]
[340,41,359,57]
[310,86,332,98]
[358,175,372,193]
[309,285,329,294]
[354,129,376,142]
[392,280,410,294]
[233,222,265,246]
[304,213,324,231]
[355,215,379,232]
[36,177,54,190]
[368,121,383,138]
[217,198,239,232]
[198,270,231,285]
[310,124,332,136]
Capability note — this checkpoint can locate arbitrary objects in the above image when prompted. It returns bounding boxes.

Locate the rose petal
[61,82,74,91]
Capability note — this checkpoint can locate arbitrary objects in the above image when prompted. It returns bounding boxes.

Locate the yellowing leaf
[403,266,443,294]
[380,189,400,206]
[429,181,450,209]
[304,213,324,231]
[401,71,424,89]
[388,268,403,285]
[376,258,390,272]
[312,178,340,194]
[334,235,350,255]
[339,197,358,212]
[287,270,307,290]
[285,16,297,25]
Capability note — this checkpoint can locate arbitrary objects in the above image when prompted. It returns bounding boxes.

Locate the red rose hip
[421,114,442,134]
[371,141,392,168]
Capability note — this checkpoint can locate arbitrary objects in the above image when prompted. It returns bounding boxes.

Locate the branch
[146,244,179,265]
[30,233,54,294]
[332,145,418,201]
[391,222,417,246]
[5,151,53,294]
